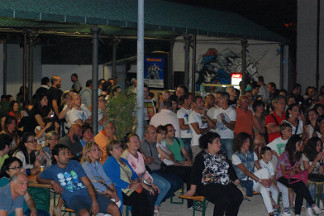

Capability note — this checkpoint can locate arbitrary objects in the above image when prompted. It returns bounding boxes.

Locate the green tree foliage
[106,93,136,140]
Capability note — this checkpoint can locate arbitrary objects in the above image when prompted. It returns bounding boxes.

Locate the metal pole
[28,36,34,101]
[112,37,118,79]
[241,39,247,95]
[191,34,197,95]
[316,0,320,89]
[2,40,7,95]
[279,44,284,89]
[136,0,144,139]
[184,35,191,89]
[168,40,174,89]
[91,26,101,134]
[284,45,290,91]
[23,33,27,101]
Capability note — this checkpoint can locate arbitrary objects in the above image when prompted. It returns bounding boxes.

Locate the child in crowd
[267,123,292,167]
[258,146,291,216]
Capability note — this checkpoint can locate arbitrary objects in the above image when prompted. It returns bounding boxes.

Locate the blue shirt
[0,183,24,214]
[82,161,113,192]
[39,160,87,202]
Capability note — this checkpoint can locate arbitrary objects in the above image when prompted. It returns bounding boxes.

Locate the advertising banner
[144,57,164,88]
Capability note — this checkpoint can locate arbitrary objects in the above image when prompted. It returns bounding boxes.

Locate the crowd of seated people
[0,74,323,216]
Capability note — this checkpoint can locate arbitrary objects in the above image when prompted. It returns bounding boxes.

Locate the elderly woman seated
[184,132,243,216]
[103,140,151,216]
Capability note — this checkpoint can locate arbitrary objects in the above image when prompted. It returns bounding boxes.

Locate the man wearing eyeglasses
[0,173,28,216]
[37,144,121,216]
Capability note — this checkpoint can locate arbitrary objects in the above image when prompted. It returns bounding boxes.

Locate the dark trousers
[143,188,158,215]
[122,191,150,216]
[164,165,193,207]
[278,177,315,214]
[199,183,243,216]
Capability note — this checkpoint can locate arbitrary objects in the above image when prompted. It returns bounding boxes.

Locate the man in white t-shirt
[65,93,91,129]
[177,94,193,159]
[267,123,292,168]
[189,96,214,158]
[150,99,180,138]
[213,92,236,160]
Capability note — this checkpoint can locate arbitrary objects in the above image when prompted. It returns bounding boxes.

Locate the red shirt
[234,108,253,136]
[265,111,286,142]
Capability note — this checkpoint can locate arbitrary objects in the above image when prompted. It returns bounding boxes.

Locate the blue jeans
[220,139,234,160]
[182,138,192,160]
[151,173,171,207]
[307,182,324,208]
[240,179,254,197]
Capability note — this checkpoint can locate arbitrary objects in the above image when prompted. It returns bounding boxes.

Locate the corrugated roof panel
[0,0,285,42]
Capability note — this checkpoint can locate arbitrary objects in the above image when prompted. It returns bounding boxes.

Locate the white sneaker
[281,208,291,216]
[312,205,322,215]
[307,207,315,216]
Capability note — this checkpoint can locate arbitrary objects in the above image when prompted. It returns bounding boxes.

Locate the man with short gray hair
[0,173,28,216]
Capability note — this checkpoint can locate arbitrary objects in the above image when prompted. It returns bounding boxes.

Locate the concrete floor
[136,192,322,216]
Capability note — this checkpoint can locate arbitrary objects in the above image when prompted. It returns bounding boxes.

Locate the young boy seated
[258,146,291,216]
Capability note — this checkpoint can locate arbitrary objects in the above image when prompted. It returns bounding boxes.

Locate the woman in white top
[13,132,41,175]
[283,103,303,136]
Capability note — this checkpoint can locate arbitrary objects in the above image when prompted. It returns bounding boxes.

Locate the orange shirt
[94,130,117,162]
[234,108,253,136]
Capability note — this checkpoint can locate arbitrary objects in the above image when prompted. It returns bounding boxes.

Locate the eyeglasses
[49,138,60,141]
[9,166,22,170]
[26,139,37,143]
[167,129,176,132]
[113,145,122,150]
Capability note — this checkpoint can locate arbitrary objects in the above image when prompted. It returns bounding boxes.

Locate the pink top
[121,150,152,182]
[276,151,301,179]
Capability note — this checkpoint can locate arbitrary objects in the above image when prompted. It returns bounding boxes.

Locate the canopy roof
[0,0,286,41]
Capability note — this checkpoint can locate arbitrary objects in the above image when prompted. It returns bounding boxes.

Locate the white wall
[5,44,42,97]
[42,64,105,92]
[297,0,324,89]
[173,35,281,90]
[41,64,127,92]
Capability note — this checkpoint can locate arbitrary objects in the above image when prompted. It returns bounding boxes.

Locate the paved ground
[128,192,323,216]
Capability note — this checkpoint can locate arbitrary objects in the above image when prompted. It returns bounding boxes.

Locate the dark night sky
[168,0,297,39]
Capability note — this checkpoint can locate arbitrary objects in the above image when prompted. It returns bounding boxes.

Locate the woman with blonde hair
[81,142,120,210]
[37,131,59,167]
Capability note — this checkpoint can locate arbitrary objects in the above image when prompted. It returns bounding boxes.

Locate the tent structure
[0,0,286,136]
[0,0,285,41]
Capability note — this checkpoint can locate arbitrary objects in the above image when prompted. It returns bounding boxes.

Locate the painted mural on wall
[196,48,267,92]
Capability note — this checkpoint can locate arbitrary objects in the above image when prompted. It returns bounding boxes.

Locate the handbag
[284,170,308,184]
[308,173,324,182]
[119,161,143,193]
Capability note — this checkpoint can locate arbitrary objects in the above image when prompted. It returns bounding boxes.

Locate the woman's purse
[119,162,143,193]
[284,170,308,184]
